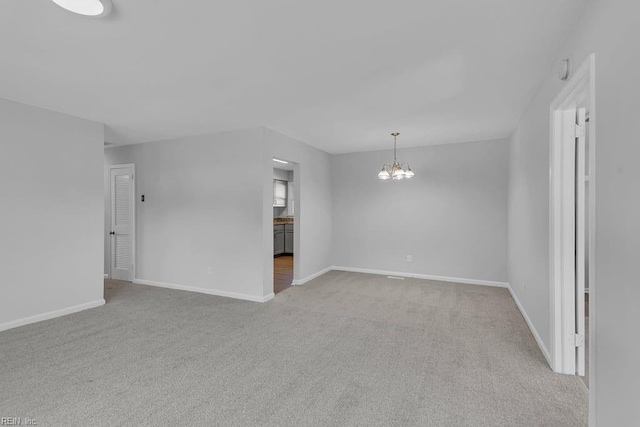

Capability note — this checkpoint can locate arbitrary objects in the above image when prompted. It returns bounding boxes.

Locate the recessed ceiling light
[273,158,289,164]
[50,0,113,17]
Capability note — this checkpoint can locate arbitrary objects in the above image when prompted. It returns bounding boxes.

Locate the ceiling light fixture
[378,132,414,181]
[273,158,289,164]
[50,0,113,17]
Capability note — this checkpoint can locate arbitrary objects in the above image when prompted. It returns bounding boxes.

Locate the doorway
[108,164,135,282]
[272,160,296,294]
[549,55,595,395]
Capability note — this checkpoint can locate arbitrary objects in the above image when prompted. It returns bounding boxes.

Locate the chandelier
[377,132,414,180]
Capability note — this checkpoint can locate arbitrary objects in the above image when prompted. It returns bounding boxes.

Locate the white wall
[104,128,270,301]
[273,168,290,181]
[507,0,640,423]
[105,127,333,301]
[332,139,508,284]
[265,128,333,292]
[0,98,104,329]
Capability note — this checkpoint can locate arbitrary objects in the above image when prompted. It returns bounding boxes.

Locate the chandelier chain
[391,131,400,163]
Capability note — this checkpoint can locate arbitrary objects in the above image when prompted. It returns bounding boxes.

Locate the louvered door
[110,165,134,281]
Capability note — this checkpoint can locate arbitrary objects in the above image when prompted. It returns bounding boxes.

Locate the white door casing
[551,106,587,376]
[549,55,594,387]
[560,106,578,375]
[110,164,135,281]
[575,107,587,377]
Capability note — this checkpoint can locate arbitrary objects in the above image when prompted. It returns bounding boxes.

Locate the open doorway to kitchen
[273,159,296,294]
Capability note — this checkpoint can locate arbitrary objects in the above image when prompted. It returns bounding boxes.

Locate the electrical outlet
[406,255,412,262]
[207,266,213,276]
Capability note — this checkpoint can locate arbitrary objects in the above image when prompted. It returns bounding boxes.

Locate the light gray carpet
[0,271,587,426]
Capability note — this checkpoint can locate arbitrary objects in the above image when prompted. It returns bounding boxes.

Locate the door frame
[548,53,595,406]
[270,160,299,294]
[108,163,136,281]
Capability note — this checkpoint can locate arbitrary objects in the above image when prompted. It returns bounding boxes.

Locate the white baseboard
[507,285,552,367]
[133,278,273,303]
[262,292,275,302]
[331,266,509,288]
[0,299,106,332]
[104,274,109,279]
[292,266,333,285]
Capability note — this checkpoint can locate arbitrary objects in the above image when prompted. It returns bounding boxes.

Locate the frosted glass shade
[392,168,405,180]
[378,169,391,180]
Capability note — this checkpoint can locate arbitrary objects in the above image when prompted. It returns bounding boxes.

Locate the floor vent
[387,275,405,280]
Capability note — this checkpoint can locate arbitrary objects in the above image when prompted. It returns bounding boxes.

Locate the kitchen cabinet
[285,224,294,254]
[274,224,285,255]
[274,224,294,256]
[273,180,287,207]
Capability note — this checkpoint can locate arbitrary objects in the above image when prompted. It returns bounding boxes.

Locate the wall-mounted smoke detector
[51,0,113,17]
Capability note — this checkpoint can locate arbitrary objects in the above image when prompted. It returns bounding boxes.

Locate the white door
[559,107,577,375]
[575,107,587,376]
[110,165,135,281]
[558,106,588,376]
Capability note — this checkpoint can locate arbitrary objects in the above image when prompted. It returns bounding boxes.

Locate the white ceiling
[0,0,586,153]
